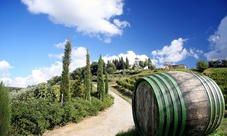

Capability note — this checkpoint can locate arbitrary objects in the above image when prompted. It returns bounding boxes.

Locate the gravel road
[43,91,134,136]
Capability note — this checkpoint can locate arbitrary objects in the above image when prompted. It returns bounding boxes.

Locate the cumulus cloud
[21,0,130,43]
[70,46,87,70]
[48,53,63,59]
[204,15,227,60]
[103,50,150,65]
[151,38,202,66]
[0,60,13,77]
[1,45,87,87]
[55,39,68,48]
[1,61,62,87]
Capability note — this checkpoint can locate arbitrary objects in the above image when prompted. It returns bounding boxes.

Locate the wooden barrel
[132,71,225,136]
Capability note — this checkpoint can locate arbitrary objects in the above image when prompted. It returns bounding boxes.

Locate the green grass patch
[116,127,137,136]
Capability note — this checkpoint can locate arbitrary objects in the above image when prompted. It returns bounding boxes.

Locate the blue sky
[0,0,227,87]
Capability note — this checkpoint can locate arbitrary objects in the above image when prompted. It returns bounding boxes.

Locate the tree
[60,39,72,102]
[125,57,130,69]
[208,60,214,68]
[222,59,227,67]
[84,48,91,101]
[90,62,98,76]
[105,71,109,94]
[139,60,145,68]
[133,57,140,69]
[0,82,11,136]
[71,75,85,98]
[97,54,105,101]
[71,67,85,80]
[106,61,116,74]
[196,60,208,72]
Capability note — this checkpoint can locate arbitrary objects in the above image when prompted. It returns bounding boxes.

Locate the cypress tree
[60,39,72,102]
[105,71,108,94]
[0,82,11,136]
[97,54,104,101]
[126,57,130,69]
[84,48,91,101]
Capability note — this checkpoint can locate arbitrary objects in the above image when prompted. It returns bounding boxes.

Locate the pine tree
[105,71,109,94]
[60,39,72,102]
[0,82,11,136]
[84,48,91,100]
[97,54,105,101]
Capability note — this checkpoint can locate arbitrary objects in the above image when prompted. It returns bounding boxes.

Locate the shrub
[10,91,114,135]
[0,82,11,136]
[196,60,208,72]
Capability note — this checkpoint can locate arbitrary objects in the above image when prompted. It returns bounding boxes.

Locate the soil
[43,91,135,136]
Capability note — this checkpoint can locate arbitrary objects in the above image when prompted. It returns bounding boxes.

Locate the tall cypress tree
[0,82,11,136]
[60,39,72,102]
[84,48,91,101]
[97,54,105,101]
[126,57,130,69]
[105,71,108,94]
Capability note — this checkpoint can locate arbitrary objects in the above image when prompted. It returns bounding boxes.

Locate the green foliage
[84,48,91,100]
[106,61,116,74]
[90,61,99,76]
[204,69,227,109]
[125,57,130,69]
[71,67,85,80]
[208,59,227,68]
[196,60,208,72]
[60,39,72,102]
[116,80,134,91]
[116,127,137,136]
[105,71,109,94]
[10,90,114,135]
[47,75,61,86]
[0,82,11,136]
[97,54,105,101]
[71,75,85,98]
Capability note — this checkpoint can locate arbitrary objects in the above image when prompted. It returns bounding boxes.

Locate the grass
[116,127,137,136]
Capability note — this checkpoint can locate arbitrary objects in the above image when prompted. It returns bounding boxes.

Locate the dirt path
[43,91,134,136]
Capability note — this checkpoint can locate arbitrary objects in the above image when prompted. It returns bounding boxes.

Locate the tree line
[208,59,227,68]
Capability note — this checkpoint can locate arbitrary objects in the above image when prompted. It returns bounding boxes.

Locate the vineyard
[115,68,227,135]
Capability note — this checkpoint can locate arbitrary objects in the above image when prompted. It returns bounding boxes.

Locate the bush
[0,82,11,136]
[10,91,114,135]
[196,60,208,72]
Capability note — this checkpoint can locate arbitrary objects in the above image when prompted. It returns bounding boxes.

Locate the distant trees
[84,48,91,101]
[90,62,98,76]
[106,61,116,74]
[0,82,11,136]
[196,60,208,72]
[60,39,71,102]
[208,59,227,68]
[97,55,105,101]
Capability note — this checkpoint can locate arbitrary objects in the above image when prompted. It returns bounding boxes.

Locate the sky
[0,0,227,87]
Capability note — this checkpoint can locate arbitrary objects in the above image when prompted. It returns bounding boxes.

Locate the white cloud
[204,15,227,60]
[1,46,87,87]
[1,61,62,87]
[55,39,68,48]
[21,0,130,43]
[0,60,13,77]
[151,38,202,66]
[70,47,87,71]
[48,53,63,59]
[103,50,150,65]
